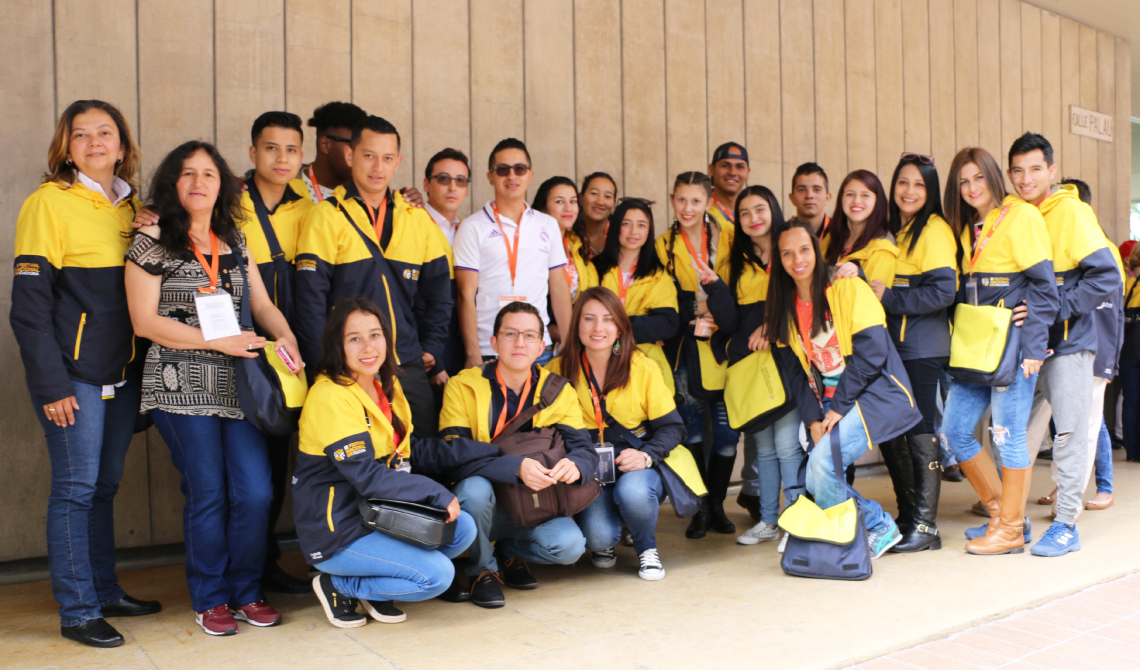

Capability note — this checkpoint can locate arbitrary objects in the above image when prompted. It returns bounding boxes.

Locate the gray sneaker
[737,522,780,545]
[777,531,789,554]
[867,524,902,559]
[591,547,617,569]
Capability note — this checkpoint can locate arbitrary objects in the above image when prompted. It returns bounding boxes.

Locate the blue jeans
[1095,417,1113,494]
[452,476,586,577]
[674,357,739,457]
[1122,359,1140,461]
[805,407,895,536]
[152,410,273,612]
[750,408,804,525]
[576,467,664,554]
[932,369,958,467]
[939,366,1039,470]
[32,375,140,626]
[314,513,476,601]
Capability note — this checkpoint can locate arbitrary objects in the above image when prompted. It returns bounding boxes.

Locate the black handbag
[357,496,456,548]
[246,179,295,324]
[232,248,302,436]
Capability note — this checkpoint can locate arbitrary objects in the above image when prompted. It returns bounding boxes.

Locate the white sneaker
[777,531,789,554]
[637,548,665,581]
[591,547,617,569]
[737,522,780,545]
[621,530,634,547]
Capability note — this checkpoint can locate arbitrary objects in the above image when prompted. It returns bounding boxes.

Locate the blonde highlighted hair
[43,100,140,195]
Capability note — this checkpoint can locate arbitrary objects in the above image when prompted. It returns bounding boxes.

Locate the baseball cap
[711,142,749,165]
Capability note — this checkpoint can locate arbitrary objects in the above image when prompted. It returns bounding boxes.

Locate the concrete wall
[0,0,1132,562]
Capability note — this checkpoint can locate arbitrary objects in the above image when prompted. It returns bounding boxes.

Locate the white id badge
[965,278,978,306]
[395,461,412,473]
[595,443,616,484]
[195,289,242,341]
[500,295,527,311]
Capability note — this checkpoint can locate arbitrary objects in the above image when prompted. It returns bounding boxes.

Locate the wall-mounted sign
[1070,106,1114,142]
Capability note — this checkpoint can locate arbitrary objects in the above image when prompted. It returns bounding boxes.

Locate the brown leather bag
[490,373,602,528]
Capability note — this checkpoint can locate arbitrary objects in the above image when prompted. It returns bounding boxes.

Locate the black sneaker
[312,574,367,628]
[496,546,538,590]
[470,570,506,608]
[361,600,406,623]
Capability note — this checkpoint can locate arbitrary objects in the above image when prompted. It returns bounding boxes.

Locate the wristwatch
[642,451,653,469]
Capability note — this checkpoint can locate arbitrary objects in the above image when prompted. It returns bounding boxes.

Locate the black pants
[902,356,949,435]
[401,356,438,438]
[263,432,292,572]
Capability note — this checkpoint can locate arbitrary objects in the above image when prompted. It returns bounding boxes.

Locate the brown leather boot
[966,466,1030,555]
[957,449,1003,534]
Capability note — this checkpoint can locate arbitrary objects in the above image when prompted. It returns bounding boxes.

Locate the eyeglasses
[497,328,543,343]
[492,163,531,177]
[900,152,935,165]
[325,134,352,144]
[430,173,470,188]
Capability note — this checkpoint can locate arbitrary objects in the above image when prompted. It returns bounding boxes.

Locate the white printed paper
[195,290,241,341]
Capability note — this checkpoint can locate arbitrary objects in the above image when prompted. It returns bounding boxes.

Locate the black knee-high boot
[879,436,917,533]
[685,443,711,539]
[706,453,737,534]
[892,433,943,552]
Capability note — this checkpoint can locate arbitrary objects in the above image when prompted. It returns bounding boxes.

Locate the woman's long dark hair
[764,220,832,345]
[824,169,891,266]
[888,156,944,256]
[591,199,663,281]
[729,185,784,298]
[146,140,243,258]
[533,175,578,215]
[944,147,1008,271]
[561,287,637,394]
[572,172,618,261]
[316,297,405,436]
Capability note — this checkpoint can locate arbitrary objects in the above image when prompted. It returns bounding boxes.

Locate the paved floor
[1,454,1135,670]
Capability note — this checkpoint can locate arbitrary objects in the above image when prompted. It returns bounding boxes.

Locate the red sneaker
[230,600,282,627]
[196,605,237,636]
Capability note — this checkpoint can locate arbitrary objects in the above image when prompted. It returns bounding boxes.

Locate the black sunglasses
[491,163,531,177]
[430,173,470,187]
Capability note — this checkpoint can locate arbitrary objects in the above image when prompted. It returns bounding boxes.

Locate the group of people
[14,97,1136,648]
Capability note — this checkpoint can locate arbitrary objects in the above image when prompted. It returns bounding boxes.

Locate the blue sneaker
[1030,522,1080,557]
[964,518,1032,542]
[868,524,902,559]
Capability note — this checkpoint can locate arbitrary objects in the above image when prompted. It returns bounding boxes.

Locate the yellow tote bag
[266,340,309,410]
[777,494,858,544]
[662,445,707,497]
[696,339,727,392]
[724,349,785,430]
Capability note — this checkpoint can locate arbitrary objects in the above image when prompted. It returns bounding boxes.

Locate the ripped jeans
[940,363,1039,470]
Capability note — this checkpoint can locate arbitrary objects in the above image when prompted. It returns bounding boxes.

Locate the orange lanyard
[491,202,524,288]
[562,236,578,287]
[581,354,606,443]
[969,205,1011,274]
[711,196,734,223]
[373,380,403,451]
[189,230,220,294]
[617,260,638,305]
[492,366,533,439]
[679,222,709,270]
[305,165,324,204]
[363,197,389,247]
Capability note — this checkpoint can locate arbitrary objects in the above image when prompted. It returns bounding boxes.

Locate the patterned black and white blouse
[126,231,248,418]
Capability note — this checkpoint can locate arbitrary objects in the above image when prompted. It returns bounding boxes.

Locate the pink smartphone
[276,346,299,373]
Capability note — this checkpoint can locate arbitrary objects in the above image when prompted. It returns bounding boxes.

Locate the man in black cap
[707,142,750,228]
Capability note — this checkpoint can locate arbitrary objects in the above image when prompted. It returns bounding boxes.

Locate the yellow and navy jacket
[563,230,591,296]
[11,181,141,402]
[955,195,1058,362]
[654,219,735,363]
[776,276,922,446]
[834,236,899,287]
[1037,185,1122,359]
[1091,241,1125,379]
[238,178,314,323]
[439,364,599,482]
[582,264,680,345]
[293,374,510,564]
[707,200,733,231]
[293,184,453,372]
[881,214,957,360]
[547,352,686,461]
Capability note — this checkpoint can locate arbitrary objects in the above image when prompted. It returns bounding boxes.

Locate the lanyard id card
[195,289,242,341]
[595,442,616,484]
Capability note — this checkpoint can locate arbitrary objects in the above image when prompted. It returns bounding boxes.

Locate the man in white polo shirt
[454,138,573,368]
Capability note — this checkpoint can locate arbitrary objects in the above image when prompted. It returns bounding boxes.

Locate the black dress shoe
[61,618,124,648]
[685,501,711,539]
[470,570,505,608]
[262,567,312,594]
[101,594,162,617]
[438,570,471,603]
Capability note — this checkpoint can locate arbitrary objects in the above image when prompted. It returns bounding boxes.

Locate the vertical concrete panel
[285,0,351,161]
[928,0,956,170]
[1041,11,1063,172]
[525,0,577,200]
[665,0,708,186]
[845,0,876,177]
[621,0,668,227]
[705,0,746,150]
[781,0,816,201]
[743,0,783,201]
[901,0,931,156]
[353,0,414,191]
[1116,39,1132,244]
[875,0,904,180]
[1079,24,1098,214]
[998,0,1020,158]
[215,0,286,169]
[1096,32,1115,237]
[1019,3,1041,136]
[1059,17,1080,177]
[953,0,978,148]
[470,0,524,210]
[975,0,1000,159]
[815,0,848,183]
[574,0,624,190]
[54,0,139,132]
[412,0,471,213]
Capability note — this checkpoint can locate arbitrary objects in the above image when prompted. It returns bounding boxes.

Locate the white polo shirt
[455,200,568,355]
[425,202,461,247]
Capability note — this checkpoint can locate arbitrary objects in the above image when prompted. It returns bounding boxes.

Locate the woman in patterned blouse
[124,140,301,637]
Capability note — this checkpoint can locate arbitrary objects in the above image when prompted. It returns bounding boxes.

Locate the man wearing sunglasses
[423,148,471,246]
[438,302,594,608]
[454,138,574,369]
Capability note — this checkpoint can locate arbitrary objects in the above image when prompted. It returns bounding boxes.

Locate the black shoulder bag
[246,182,295,324]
